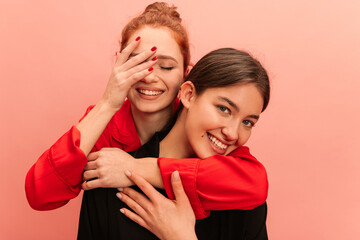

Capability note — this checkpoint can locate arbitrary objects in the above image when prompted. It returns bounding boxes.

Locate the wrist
[135,158,164,189]
[168,232,197,240]
[97,98,122,114]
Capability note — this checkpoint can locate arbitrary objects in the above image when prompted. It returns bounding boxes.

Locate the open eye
[217,105,230,114]
[242,120,255,128]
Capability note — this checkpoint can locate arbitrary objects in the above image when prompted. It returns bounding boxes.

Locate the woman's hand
[101,36,158,111]
[117,170,197,240]
[76,38,158,155]
[82,148,136,190]
[82,148,164,190]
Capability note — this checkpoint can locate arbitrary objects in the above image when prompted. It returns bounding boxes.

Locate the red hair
[120,2,190,72]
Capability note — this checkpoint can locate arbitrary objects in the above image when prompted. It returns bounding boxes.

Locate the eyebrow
[130,53,178,63]
[218,96,260,120]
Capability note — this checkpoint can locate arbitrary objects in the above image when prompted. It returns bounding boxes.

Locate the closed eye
[160,66,174,71]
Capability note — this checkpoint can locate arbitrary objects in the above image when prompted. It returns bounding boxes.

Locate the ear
[179,81,196,109]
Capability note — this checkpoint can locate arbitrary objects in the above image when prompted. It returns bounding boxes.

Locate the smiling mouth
[137,89,164,96]
[207,133,229,151]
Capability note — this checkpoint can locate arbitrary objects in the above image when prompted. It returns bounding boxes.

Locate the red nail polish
[148,67,154,72]
[151,46,157,51]
[135,36,141,41]
[152,56,158,61]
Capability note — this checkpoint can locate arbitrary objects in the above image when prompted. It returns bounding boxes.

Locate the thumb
[171,171,187,202]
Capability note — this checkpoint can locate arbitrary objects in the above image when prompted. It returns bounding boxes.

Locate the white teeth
[207,134,228,150]
[138,89,163,96]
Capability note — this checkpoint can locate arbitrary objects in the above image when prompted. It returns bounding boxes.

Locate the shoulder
[108,99,138,138]
[99,99,141,151]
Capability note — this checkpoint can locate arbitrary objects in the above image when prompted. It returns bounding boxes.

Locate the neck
[131,103,174,145]
[159,110,195,158]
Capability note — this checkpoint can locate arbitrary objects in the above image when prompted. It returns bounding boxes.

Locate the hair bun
[143,2,181,22]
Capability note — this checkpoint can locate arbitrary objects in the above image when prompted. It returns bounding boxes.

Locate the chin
[136,105,160,113]
[194,150,213,159]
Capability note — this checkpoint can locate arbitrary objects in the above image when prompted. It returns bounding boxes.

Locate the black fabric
[77,132,268,240]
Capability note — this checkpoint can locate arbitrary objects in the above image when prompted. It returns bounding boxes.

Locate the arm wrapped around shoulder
[158,146,268,219]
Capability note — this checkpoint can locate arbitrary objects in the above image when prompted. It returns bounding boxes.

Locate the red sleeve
[25,102,141,211]
[25,126,87,210]
[157,146,268,219]
[25,106,97,211]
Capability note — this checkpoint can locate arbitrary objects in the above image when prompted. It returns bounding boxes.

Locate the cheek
[185,108,206,140]
[164,71,183,90]
[127,88,136,98]
[197,108,222,129]
[187,109,215,140]
[238,130,252,146]
[185,123,209,158]
[172,77,184,92]
[185,111,200,133]
[186,98,220,138]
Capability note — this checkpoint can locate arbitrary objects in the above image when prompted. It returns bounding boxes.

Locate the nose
[141,70,158,84]
[221,122,239,143]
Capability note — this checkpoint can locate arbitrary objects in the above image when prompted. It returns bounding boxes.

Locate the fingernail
[151,46,157,51]
[148,67,154,72]
[135,36,141,41]
[120,209,125,214]
[117,187,123,192]
[152,56,158,61]
[125,170,131,177]
[116,192,122,199]
[173,171,179,180]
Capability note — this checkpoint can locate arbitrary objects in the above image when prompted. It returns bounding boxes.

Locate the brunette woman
[78,48,269,239]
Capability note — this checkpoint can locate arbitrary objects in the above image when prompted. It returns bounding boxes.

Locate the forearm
[76,100,119,155]
[134,158,164,189]
[158,148,268,219]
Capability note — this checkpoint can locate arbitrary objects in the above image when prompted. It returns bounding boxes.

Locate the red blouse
[25,99,268,219]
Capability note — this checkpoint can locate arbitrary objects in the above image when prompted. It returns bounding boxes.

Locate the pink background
[1,0,359,239]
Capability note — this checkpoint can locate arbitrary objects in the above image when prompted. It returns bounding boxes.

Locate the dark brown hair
[186,48,270,111]
[120,2,190,72]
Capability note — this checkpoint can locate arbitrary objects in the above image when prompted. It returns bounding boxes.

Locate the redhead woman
[78,48,270,239]
[25,2,267,220]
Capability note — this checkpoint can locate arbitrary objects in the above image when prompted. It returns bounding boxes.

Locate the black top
[77,132,268,240]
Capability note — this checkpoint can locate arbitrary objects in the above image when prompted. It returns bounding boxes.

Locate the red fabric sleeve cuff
[158,157,209,219]
[25,126,88,210]
[49,126,88,188]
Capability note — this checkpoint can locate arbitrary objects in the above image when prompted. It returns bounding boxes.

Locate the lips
[137,89,164,96]
[207,133,229,151]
